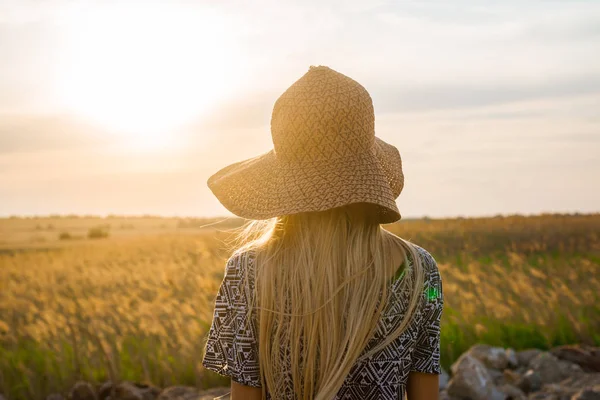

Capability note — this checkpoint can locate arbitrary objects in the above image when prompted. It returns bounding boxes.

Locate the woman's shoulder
[411,245,438,272]
[224,248,257,279]
[218,250,257,309]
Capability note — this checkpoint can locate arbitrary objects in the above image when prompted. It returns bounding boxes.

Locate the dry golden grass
[0,214,598,399]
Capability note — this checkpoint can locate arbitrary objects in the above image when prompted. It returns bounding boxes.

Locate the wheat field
[0,214,599,400]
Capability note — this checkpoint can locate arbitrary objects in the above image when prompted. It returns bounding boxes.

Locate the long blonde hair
[233,204,424,400]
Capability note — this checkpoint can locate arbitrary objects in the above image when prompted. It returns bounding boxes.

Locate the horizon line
[1,211,598,221]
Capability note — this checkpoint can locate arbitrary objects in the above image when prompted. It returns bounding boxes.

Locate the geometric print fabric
[202,245,443,399]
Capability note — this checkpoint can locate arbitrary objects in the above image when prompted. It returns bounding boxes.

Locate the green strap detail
[426,286,439,302]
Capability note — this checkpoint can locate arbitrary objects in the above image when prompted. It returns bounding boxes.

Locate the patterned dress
[202,245,443,399]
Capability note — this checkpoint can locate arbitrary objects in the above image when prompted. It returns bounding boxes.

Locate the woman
[202,66,443,400]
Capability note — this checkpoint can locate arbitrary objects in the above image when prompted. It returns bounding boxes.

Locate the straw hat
[208,66,404,223]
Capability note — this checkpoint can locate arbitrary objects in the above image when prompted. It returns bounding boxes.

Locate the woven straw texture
[208,66,404,223]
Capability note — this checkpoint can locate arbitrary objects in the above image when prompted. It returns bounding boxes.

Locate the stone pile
[34,383,229,400]
[440,344,600,399]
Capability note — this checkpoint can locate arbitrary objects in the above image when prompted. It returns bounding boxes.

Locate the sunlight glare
[56,3,241,148]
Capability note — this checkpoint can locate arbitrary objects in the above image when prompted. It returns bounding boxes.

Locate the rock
[515,366,530,378]
[70,381,97,400]
[517,370,543,393]
[527,393,560,400]
[517,349,543,367]
[507,348,519,369]
[0,394,7,400]
[530,352,583,385]
[438,390,451,400]
[530,382,578,399]
[504,369,523,386]
[46,394,65,400]
[572,387,600,400]
[112,382,160,400]
[557,374,600,393]
[99,382,113,400]
[197,388,230,400]
[551,345,600,373]
[156,387,199,400]
[202,395,229,400]
[498,383,526,399]
[489,368,505,385]
[439,368,450,391]
[448,354,505,400]
[525,374,600,399]
[467,344,511,370]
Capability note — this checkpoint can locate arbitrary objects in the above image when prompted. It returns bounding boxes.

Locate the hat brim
[207,137,404,224]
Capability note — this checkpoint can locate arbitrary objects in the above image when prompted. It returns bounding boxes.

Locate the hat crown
[271,66,375,164]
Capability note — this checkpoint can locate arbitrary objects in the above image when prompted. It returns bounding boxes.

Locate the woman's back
[203,242,443,399]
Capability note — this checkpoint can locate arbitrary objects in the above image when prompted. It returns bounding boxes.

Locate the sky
[1,0,599,218]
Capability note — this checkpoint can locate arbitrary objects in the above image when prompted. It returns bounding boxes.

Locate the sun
[56,3,241,148]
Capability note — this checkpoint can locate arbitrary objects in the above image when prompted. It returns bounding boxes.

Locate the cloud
[180,73,600,134]
[370,74,600,113]
[226,0,600,88]
[0,114,109,153]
